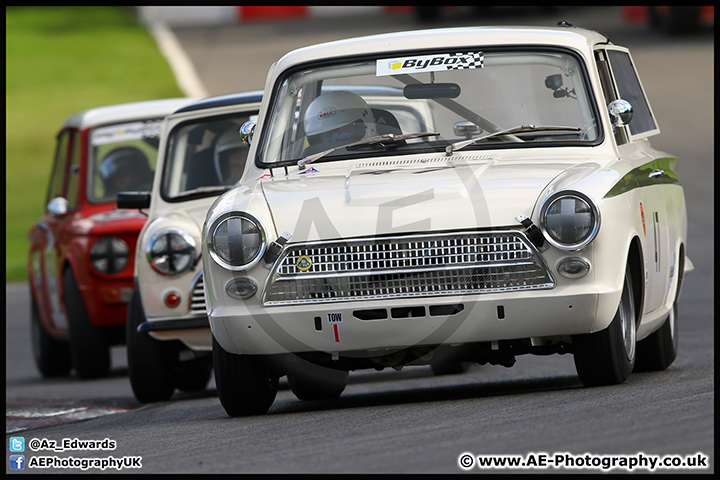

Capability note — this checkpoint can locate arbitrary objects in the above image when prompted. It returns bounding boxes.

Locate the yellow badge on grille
[296,256,312,271]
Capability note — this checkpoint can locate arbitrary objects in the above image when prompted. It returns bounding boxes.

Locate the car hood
[260,156,600,242]
[147,197,219,239]
[75,209,147,235]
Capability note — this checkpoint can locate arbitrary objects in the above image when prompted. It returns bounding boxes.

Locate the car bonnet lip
[257,155,589,243]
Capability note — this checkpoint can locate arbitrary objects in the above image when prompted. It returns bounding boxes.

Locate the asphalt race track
[6,7,713,474]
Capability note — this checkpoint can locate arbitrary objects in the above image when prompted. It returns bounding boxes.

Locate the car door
[599,46,670,314]
[28,128,79,332]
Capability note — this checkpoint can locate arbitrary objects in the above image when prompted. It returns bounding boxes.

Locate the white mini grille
[190,274,207,314]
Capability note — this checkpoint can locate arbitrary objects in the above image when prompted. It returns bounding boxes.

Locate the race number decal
[377,52,484,76]
[327,312,342,342]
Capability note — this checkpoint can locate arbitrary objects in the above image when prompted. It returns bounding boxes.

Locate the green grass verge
[6,6,185,282]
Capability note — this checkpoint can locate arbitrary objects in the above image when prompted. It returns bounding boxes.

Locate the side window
[607,50,658,137]
[46,129,72,203]
[65,130,82,210]
[595,50,628,146]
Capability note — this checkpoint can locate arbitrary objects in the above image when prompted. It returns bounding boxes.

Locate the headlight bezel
[539,190,600,251]
[207,212,267,271]
[89,236,130,274]
[146,228,197,276]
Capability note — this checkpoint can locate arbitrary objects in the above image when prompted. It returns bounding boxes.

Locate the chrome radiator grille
[190,273,207,314]
[263,231,554,305]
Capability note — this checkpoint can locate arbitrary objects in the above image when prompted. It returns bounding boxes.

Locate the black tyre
[126,290,177,402]
[63,268,110,379]
[30,291,72,377]
[213,336,278,416]
[573,264,636,387]
[430,360,471,376]
[634,302,678,372]
[287,362,348,401]
[174,355,213,392]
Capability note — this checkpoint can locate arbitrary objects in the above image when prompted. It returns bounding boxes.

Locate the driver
[214,129,249,185]
[303,91,377,147]
[99,147,153,197]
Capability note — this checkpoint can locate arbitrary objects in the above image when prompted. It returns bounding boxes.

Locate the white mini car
[118,91,263,402]
[201,24,692,416]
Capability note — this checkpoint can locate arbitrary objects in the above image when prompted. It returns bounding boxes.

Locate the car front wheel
[634,302,678,372]
[30,290,72,377]
[572,264,636,387]
[126,290,177,402]
[213,336,278,416]
[174,354,213,392]
[287,362,348,401]
[63,268,110,379]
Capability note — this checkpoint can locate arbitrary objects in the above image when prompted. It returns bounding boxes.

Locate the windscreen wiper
[298,131,439,169]
[445,124,581,156]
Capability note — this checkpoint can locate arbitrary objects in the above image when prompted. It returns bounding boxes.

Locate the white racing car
[201,24,692,416]
[119,91,262,402]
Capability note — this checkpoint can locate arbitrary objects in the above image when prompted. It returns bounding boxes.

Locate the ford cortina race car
[201,24,692,416]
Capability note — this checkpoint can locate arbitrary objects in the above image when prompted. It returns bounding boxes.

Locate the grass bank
[6,6,185,281]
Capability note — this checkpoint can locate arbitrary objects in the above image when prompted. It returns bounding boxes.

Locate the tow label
[327,312,342,342]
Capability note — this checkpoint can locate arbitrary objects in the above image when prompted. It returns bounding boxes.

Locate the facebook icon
[10,454,25,470]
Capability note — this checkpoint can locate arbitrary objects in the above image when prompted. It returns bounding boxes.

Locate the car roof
[274,25,611,73]
[173,90,265,114]
[62,98,196,130]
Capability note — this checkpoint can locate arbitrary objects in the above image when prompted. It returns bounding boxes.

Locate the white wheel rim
[669,304,677,350]
[621,272,636,361]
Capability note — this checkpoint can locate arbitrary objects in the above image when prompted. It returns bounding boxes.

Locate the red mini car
[27,98,194,379]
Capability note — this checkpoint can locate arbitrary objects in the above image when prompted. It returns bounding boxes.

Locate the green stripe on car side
[653,157,681,186]
[604,157,679,198]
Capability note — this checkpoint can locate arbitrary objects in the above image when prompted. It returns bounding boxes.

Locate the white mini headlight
[146,229,196,276]
[90,236,129,274]
[208,213,266,270]
[540,191,600,251]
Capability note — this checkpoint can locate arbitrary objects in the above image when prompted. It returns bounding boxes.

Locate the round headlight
[209,213,265,270]
[146,229,196,276]
[540,191,600,250]
[90,236,129,274]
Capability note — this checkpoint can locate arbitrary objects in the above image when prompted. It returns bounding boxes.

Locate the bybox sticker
[377,52,484,76]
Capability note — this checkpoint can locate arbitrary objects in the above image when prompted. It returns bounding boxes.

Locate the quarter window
[607,50,658,137]
[66,130,82,210]
[47,129,72,203]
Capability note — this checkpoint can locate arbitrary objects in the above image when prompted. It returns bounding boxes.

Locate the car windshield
[161,112,256,201]
[256,49,600,167]
[88,119,163,203]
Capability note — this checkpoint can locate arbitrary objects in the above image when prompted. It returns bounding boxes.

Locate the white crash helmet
[213,128,247,184]
[303,91,376,145]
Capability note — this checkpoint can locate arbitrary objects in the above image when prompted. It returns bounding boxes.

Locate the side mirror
[403,83,461,99]
[608,99,633,128]
[46,197,69,218]
[239,121,256,147]
[453,121,483,139]
[117,191,151,210]
[545,73,563,90]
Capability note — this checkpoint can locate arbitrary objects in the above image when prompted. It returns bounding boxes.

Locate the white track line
[148,22,208,98]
